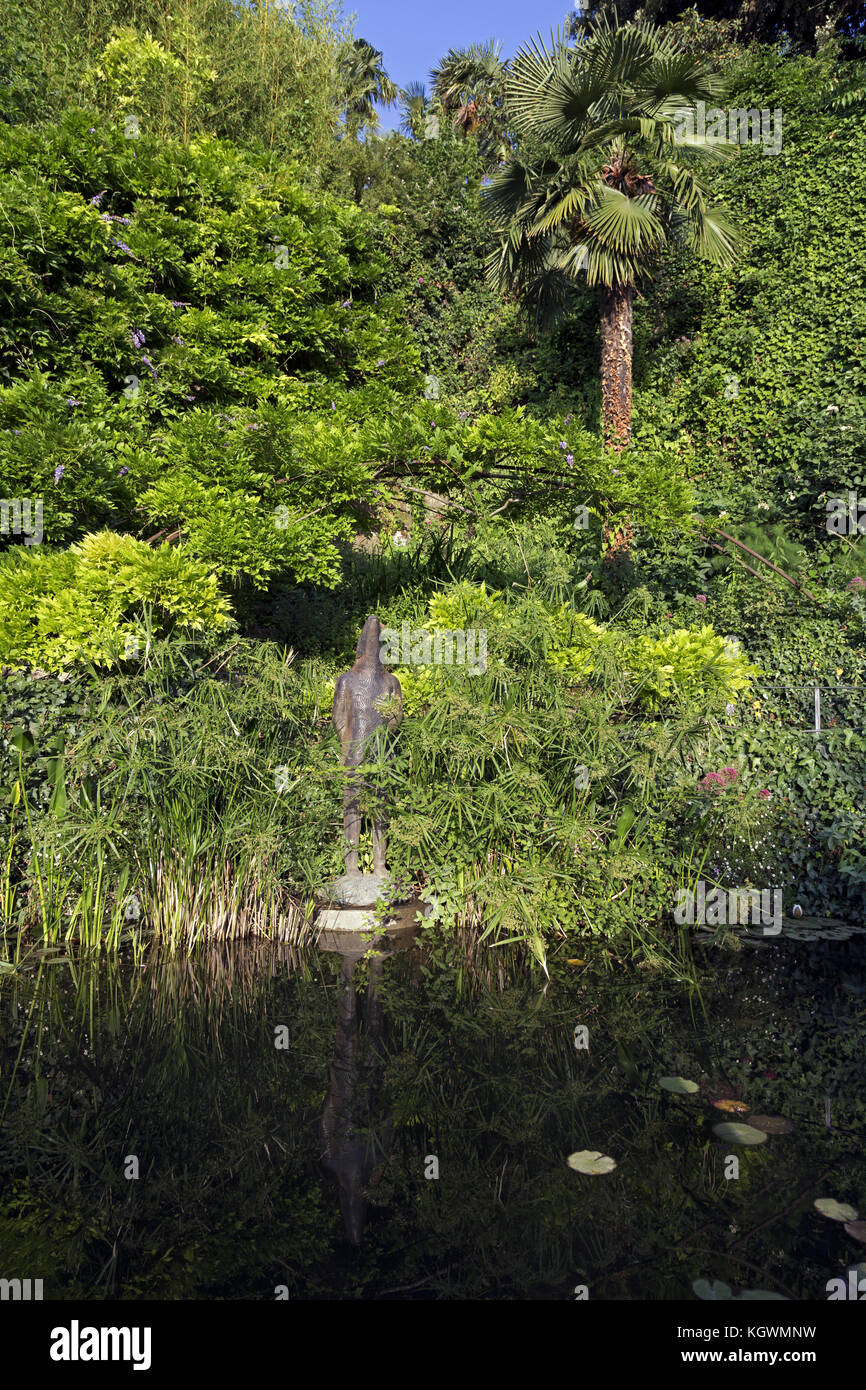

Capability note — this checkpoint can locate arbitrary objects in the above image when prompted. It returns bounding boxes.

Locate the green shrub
[621,626,759,711]
[0,531,232,669]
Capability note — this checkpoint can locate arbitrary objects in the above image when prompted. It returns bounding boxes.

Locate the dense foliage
[1,5,865,958]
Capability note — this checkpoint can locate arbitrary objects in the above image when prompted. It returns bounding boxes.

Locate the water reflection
[0,928,863,1299]
[319,924,420,1245]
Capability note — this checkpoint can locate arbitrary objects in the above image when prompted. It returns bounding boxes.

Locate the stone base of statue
[320,873,409,909]
[316,876,429,949]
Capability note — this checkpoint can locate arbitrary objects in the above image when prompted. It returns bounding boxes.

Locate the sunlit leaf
[567,1149,617,1174]
[659,1076,699,1093]
[815,1198,859,1222]
[712,1122,767,1146]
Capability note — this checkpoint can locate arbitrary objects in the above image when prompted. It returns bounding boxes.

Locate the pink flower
[759,788,771,798]
[695,594,707,603]
[699,766,738,792]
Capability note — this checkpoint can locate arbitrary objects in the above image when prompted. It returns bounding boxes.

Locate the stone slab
[316,897,430,947]
[317,873,410,908]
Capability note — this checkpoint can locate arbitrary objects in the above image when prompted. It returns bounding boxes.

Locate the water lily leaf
[711,1099,750,1113]
[567,1150,617,1175]
[737,1290,789,1300]
[815,1198,859,1222]
[692,1278,732,1300]
[746,1115,794,1135]
[843,1221,866,1243]
[659,1076,699,1093]
[712,1122,768,1145]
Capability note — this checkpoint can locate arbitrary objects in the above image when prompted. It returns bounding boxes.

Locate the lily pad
[711,1099,750,1113]
[692,1278,732,1301]
[815,1198,859,1222]
[659,1076,699,1094]
[567,1150,617,1175]
[737,1290,789,1300]
[712,1122,768,1146]
[844,1221,866,1243]
[746,1115,795,1135]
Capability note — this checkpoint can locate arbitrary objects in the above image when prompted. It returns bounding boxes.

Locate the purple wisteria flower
[171,336,184,346]
[54,465,65,483]
[66,397,81,406]
[110,238,134,255]
[559,440,568,450]
[341,299,352,308]
[130,329,145,350]
[118,466,129,477]
[376,358,385,367]
[566,454,574,465]
[564,414,573,426]
[170,301,190,307]
[88,127,96,134]
[331,401,336,411]
[90,192,105,206]
[140,355,158,381]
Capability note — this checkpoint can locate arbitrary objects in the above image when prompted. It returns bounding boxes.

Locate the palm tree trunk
[599,282,634,450]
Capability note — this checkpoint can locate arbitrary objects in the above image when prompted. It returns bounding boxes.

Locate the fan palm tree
[430,39,510,161]
[399,80,430,139]
[341,38,399,138]
[485,15,742,448]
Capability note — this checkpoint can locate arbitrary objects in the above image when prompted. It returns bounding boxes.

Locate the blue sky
[341,1,582,130]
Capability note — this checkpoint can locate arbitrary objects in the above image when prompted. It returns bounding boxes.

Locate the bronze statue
[332,615,402,878]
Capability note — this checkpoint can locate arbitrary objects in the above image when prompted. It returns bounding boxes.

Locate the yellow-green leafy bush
[0,531,232,669]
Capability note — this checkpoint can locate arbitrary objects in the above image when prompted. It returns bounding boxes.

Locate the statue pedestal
[316,895,429,949]
[320,873,408,908]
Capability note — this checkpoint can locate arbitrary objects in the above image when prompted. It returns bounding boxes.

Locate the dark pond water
[1,924,864,1301]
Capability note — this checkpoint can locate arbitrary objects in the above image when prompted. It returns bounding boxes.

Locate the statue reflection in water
[319,925,419,1246]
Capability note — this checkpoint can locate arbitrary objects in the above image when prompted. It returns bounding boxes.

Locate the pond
[1,923,864,1301]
